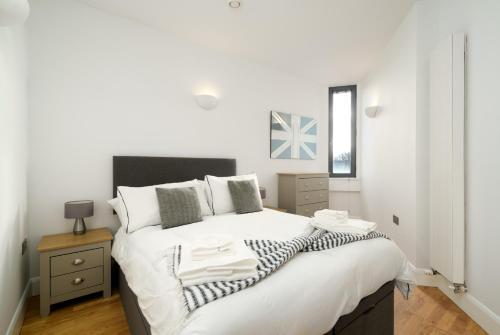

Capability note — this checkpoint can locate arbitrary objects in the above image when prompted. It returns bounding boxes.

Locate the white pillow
[117,179,212,233]
[205,173,262,215]
[107,197,127,228]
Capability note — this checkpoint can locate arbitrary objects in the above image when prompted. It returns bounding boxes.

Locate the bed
[111,156,412,335]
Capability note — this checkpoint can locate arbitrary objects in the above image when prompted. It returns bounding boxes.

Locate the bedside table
[264,206,288,213]
[37,228,113,317]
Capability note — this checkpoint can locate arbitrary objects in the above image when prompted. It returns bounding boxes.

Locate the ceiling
[78,0,415,85]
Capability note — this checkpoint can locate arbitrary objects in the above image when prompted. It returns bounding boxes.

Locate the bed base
[119,267,394,335]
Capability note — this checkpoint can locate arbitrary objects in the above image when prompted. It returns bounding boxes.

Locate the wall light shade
[195,94,218,110]
[0,0,30,26]
[365,106,379,118]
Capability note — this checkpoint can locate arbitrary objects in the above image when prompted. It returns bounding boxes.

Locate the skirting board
[416,268,500,334]
[5,278,31,335]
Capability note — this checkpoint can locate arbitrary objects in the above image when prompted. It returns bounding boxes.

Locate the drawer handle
[72,258,85,266]
[72,277,85,285]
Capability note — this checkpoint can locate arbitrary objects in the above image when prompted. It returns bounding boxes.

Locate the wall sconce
[365,106,379,118]
[195,94,218,110]
[228,0,241,8]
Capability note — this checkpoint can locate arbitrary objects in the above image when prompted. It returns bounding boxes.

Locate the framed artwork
[270,111,317,160]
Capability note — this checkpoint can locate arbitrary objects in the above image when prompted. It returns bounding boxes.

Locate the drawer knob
[72,277,85,285]
[72,258,85,266]
[305,196,309,199]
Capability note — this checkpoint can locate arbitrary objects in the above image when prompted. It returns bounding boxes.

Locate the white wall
[360,7,418,265]
[361,0,500,324]
[27,0,327,278]
[0,25,29,334]
[329,179,362,218]
[416,0,500,319]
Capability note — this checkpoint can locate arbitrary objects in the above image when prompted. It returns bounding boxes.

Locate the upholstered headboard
[112,156,236,198]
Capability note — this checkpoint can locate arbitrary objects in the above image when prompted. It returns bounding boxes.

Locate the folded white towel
[190,234,235,260]
[314,209,349,219]
[311,218,377,236]
[177,240,258,286]
[180,268,259,286]
[314,209,348,225]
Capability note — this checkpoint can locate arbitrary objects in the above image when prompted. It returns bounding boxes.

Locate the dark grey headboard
[112,156,236,198]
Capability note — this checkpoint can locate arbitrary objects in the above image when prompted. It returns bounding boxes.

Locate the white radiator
[429,33,466,285]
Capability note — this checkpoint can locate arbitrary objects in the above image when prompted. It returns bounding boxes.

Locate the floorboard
[21,286,487,334]
[395,286,487,335]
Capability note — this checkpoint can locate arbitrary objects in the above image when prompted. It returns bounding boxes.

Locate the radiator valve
[449,283,467,294]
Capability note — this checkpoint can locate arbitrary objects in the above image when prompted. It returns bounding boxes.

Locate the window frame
[328,85,357,178]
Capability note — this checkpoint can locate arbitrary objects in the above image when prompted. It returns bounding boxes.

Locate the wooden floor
[395,286,487,335]
[21,286,486,335]
[21,291,129,335]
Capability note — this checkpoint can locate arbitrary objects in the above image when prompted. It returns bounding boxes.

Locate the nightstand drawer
[297,190,329,205]
[296,202,329,217]
[51,267,103,297]
[297,178,328,192]
[51,248,103,277]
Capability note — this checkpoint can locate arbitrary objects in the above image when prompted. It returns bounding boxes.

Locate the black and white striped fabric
[172,229,388,312]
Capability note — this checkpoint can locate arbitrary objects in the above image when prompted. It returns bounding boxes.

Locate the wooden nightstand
[37,228,113,317]
[264,206,288,213]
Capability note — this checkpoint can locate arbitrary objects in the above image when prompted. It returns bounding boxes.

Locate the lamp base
[73,218,87,235]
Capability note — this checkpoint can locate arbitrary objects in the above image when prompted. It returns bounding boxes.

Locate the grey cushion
[227,180,263,214]
[156,187,202,229]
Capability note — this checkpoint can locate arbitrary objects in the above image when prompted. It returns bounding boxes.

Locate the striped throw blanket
[172,229,395,312]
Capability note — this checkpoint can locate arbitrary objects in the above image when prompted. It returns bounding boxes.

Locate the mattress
[112,209,414,335]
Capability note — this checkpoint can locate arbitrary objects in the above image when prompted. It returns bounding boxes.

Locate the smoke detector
[228,1,241,8]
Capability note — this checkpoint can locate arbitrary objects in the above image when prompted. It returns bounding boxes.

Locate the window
[329,85,357,177]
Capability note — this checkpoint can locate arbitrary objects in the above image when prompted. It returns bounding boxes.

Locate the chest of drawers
[278,173,330,216]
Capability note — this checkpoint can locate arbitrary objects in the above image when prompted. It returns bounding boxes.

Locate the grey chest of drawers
[37,228,112,316]
[278,173,330,216]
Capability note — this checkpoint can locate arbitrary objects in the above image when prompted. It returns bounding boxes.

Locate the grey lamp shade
[259,187,266,200]
[64,200,94,219]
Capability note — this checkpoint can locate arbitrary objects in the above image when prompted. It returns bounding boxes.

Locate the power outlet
[22,238,28,255]
[393,215,399,225]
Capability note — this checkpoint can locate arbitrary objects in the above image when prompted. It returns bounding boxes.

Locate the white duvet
[112,209,414,335]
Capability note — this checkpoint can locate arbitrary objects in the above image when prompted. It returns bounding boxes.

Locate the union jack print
[270,111,317,160]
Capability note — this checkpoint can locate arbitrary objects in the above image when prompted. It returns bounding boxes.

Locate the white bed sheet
[112,209,414,335]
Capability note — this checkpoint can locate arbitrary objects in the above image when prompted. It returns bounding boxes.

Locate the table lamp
[65,200,93,235]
